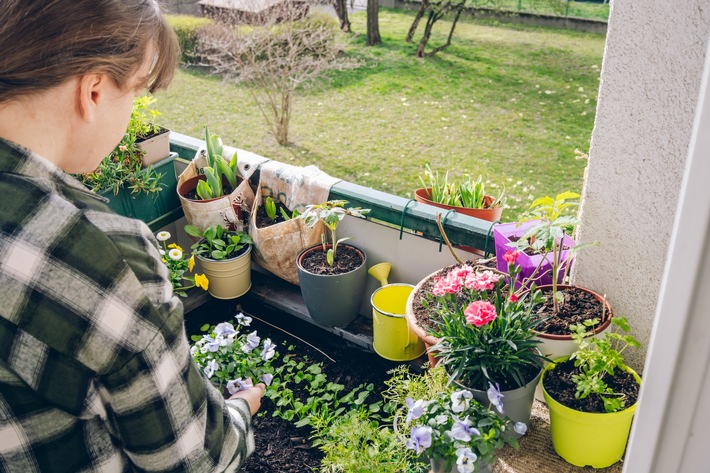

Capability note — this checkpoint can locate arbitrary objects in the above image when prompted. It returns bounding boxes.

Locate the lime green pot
[541,357,640,468]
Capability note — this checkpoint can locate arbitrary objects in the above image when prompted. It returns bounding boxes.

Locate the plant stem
[436,212,464,265]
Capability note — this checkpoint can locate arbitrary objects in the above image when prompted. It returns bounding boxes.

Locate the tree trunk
[423,3,464,57]
[406,0,429,43]
[366,0,381,46]
[415,10,436,58]
[334,0,351,33]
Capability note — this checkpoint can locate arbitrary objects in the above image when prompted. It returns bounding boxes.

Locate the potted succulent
[177,127,254,233]
[296,200,370,327]
[248,181,324,285]
[185,223,253,299]
[415,164,505,222]
[423,257,548,432]
[190,312,276,397]
[541,316,642,468]
[385,365,525,473]
[129,95,171,166]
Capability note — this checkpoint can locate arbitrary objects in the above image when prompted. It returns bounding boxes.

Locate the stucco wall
[161,0,202,15]
[575,1,710,371]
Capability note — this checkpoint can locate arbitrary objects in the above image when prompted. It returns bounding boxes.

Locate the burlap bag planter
[249,180,324,285]
[177,146,255,233]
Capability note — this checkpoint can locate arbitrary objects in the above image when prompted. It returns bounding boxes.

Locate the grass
[466,0,610,20]
[156,9,605,220]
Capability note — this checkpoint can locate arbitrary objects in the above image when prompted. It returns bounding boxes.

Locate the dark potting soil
[299,245,364,276]
[410,259,497,332]
[185,298,396,473]
[542,358,640,413]
[183,184,236,201]
[533,286,608,336]
[254,201,291,228]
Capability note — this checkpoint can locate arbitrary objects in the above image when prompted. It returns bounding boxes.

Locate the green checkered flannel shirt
[0,138,254,472]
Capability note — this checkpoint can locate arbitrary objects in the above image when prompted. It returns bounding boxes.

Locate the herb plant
[128,95,163,139]
[185,224,253,260]
[419,164,505,209]
[567,317,641,413]
[300,200,370,266]
[155,230,208,297]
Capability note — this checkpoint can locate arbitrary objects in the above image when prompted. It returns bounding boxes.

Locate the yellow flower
[195,274,209,290]
[168,243,183,251]
[188,255,195,272]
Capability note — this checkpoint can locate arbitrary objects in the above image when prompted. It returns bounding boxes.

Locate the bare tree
[408,0,467,58]
[406,0,429,43]
[333,0,351,32]
[366,0,381,45]
[196,2,355,145]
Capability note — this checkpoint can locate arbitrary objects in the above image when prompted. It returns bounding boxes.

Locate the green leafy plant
[511,191,597,313]
[280,206,299,220]
[427,254,546,391]
[265,196,277,221]
[567,317,641,413]
[155,230,208,297]
[184,224,253,260]
[190,313,277,393]
[419,164,505,209]
[383,365,522,471]
[127,95,163,139]
[300,200,370,266]
[76,134,165,196]
[195,127,239,200]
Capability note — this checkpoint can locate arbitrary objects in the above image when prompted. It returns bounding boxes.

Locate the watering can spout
[368,262,391,287]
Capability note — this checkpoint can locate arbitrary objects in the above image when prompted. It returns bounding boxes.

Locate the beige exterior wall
[574,1,710,371]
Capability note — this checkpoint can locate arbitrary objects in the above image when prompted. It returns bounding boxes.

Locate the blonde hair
[0,0,179,104]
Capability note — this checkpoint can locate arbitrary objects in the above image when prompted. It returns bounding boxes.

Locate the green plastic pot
[541,357,640,468]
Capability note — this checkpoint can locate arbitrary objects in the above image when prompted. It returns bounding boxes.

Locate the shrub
[166,14,212,64]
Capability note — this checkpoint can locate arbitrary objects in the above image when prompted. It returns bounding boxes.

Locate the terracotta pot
[414,187,503,222]
[405,267,444,366]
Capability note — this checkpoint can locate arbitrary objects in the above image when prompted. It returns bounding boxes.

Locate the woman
[0,1,264,471]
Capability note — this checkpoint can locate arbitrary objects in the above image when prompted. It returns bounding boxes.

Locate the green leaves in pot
[185,224,253,260]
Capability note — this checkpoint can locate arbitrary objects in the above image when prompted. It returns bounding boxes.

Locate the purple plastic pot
[494,220,576,289]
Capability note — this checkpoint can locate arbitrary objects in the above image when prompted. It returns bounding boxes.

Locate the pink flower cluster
[464,300,497,327]
[432,265,502,296]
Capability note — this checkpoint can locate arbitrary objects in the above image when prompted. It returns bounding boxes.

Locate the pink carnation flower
[464,270,501,291]
[465,301,497,327]
[503,250,520,264]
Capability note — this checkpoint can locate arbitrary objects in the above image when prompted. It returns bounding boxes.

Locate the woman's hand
[229,383,266,415]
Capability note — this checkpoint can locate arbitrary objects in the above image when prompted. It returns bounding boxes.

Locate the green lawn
[156,9,605,220]
[467,0,610,20]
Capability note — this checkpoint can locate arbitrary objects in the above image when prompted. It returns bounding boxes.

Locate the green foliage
[127,96,163,139]
[185,224,253,260]
[195,127,239,200]
[166,14,212,63]
[265,196,277,221]
[419,163,505,209]
[300,200,370,265]
[314,412,419,473]
[567,317,641,413]
[75,133,164,196]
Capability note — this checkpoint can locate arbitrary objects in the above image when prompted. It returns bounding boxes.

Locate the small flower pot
[296,244,367,327]
[542,357,640,468]
[196,245,252,300]
[137,126,171,166]
[414,187,503,222]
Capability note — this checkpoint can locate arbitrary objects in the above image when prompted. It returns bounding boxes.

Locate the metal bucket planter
[296,244,367,327]
[542,357,640,468]
[196,245,252,300]
[370,283,425,361]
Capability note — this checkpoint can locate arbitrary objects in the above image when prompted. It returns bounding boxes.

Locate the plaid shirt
[0,138,254,472]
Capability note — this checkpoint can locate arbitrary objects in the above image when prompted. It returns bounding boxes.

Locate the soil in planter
[533,287,608,336]
[185,298,396,473]
[299,245,364,276]
[411,259,497,332]
[183,183,236,201]
[543,358,640,413]
[254,201,291,228]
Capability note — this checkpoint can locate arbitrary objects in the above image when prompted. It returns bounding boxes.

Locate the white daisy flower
[156,231,171,241]
[168,248,183,260]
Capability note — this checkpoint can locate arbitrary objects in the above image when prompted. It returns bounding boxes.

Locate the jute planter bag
[249,161,339,285]
[177,145,260,233]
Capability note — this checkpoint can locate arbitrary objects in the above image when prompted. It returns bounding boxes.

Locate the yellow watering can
[368,263,426,361]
